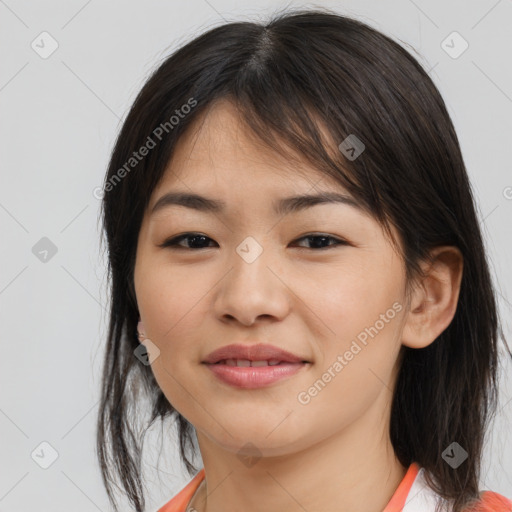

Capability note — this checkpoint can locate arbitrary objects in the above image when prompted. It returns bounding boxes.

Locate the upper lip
[202,344,309,364]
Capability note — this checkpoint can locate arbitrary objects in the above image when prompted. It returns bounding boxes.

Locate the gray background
[1,0,511,510]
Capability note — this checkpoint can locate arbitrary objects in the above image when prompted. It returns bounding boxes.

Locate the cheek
[134,259,217,371]
[135,262,214,419]
[290,258,404,407]
[288,253,403,340]
[295,312,404,436]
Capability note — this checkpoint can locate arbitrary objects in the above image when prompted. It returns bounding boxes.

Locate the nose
[212,245,291,327]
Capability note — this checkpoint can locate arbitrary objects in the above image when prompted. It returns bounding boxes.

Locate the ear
[401,246,463,349]
[137,319,147,343]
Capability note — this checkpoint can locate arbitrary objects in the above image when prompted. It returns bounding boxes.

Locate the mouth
[202,344,311,389]
[204,360,309,389]
[210,359,307,367]
[202,343,310,365]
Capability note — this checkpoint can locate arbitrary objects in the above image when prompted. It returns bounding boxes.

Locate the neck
[188,389,407,512]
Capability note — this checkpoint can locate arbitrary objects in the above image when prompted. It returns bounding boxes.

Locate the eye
[291,234,347,250]
[159,232,347,251]
[159,233,217,250]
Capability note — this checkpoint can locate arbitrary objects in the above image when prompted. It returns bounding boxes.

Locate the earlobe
[401,246,463,349]
[137,319,146,342]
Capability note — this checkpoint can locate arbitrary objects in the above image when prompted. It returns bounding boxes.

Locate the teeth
[219,359,283,366]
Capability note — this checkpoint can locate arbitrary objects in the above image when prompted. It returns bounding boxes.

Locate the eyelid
[157,232,215,248]
[158,232,350,250]
[292,233,349,249]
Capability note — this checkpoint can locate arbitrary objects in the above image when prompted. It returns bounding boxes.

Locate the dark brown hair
[96,7,511,512]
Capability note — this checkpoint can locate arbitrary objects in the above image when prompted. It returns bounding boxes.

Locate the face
[134,99,409,458]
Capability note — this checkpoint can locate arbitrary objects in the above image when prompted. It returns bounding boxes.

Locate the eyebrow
[150,191,363,217]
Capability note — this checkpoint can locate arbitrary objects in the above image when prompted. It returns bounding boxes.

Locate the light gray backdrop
[1,0,511,511]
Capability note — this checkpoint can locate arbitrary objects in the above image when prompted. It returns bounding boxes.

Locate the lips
[216,358,283,366]
[202,344,309,365]
[202,343,310,389]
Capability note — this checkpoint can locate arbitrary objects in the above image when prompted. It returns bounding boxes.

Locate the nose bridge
[236,235,266,266]
[214,234,289,325]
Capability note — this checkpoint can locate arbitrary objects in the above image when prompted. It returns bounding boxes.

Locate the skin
[134,99,463,512]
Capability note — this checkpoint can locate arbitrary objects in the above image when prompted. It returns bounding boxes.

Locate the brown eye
[291,234,347,250]
[159,233,217,250]
[159,233,347,251]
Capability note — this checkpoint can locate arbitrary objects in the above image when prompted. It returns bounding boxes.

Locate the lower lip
[204,362,307,389]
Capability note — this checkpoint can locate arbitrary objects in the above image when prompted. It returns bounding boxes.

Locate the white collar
[402,467,451,512]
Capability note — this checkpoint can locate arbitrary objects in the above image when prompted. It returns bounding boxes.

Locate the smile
[204,361,308,388]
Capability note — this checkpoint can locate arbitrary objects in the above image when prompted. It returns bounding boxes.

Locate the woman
[96,8,512,512]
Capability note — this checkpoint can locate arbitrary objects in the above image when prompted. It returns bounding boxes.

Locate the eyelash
[159,233,348,251]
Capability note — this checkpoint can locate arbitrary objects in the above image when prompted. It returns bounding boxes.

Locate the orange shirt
[157,462,512,512]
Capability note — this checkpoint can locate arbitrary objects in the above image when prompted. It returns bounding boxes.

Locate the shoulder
[404,465,512,512]
[463,490,512,512]
[157,468,205,512]
[158,465,512,512]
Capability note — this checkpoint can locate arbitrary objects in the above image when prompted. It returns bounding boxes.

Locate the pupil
[189,235,207,248]
[309,236,328,248]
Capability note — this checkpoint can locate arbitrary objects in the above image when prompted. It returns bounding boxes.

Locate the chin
[198,421,309,458]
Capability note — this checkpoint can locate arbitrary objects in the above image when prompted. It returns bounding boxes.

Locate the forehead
[152,98,347,198]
